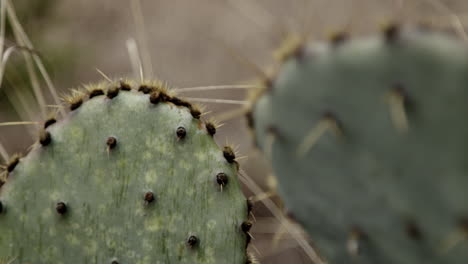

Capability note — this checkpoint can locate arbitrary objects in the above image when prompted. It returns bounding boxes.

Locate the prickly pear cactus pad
[0,80,251,264]
[250,25,468,264]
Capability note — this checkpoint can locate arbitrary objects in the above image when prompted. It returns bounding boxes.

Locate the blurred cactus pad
[0,80,251,263]
[250,25,468,263]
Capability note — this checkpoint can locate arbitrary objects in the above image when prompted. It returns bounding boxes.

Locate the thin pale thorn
[182,97,249,105]
[139,63,144,82]
[175,84,259,92]
[213,107,249,122]
[232,144,241,152]
[296,119,330,158]
[252,244,262,257]
[25,143,34,153]
[387,92,409,133]
[0,121,40,127]
[0,141,9,162]
[130,0,153,78]
[251,191,275,203]
[201,111,212,116]
[236,155,248,161]
[96,68,113,83]
[251,211,257,222]
[46,104,64,108]
[70,88,86,96]
[126,38,144,81]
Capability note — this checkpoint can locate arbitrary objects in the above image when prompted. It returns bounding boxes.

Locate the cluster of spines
[0,79,219,174]
[0,79,255,263]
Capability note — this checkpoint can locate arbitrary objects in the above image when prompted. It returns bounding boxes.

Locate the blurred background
[1,0,468,263]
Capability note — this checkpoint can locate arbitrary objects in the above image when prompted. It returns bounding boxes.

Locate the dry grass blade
[0,140,9,162]
[213,107,249,122]
[175,84,259,92]
[0,45,40,90]
[425,0,468,41]
[0,0,6,62]
[4,0,65,117]
[6,82,40,137]
[130,0,153,78]
[238,170,325,264]
[126,38,144,81]
[5,40,46,119]
[181,97,249,105]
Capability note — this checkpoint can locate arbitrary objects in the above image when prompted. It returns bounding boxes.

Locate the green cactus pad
[251,26,468,264]
[0,80,250,264]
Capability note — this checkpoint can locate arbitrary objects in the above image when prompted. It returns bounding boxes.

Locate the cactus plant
[0,80,253,263]
[249,25,468,263]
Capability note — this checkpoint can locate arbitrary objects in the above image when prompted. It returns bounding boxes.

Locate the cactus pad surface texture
[251,25,468,264]
[0,80,250,264]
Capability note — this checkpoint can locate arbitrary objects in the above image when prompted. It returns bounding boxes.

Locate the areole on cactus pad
[0,80,253,264]
[249,24,468,263]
